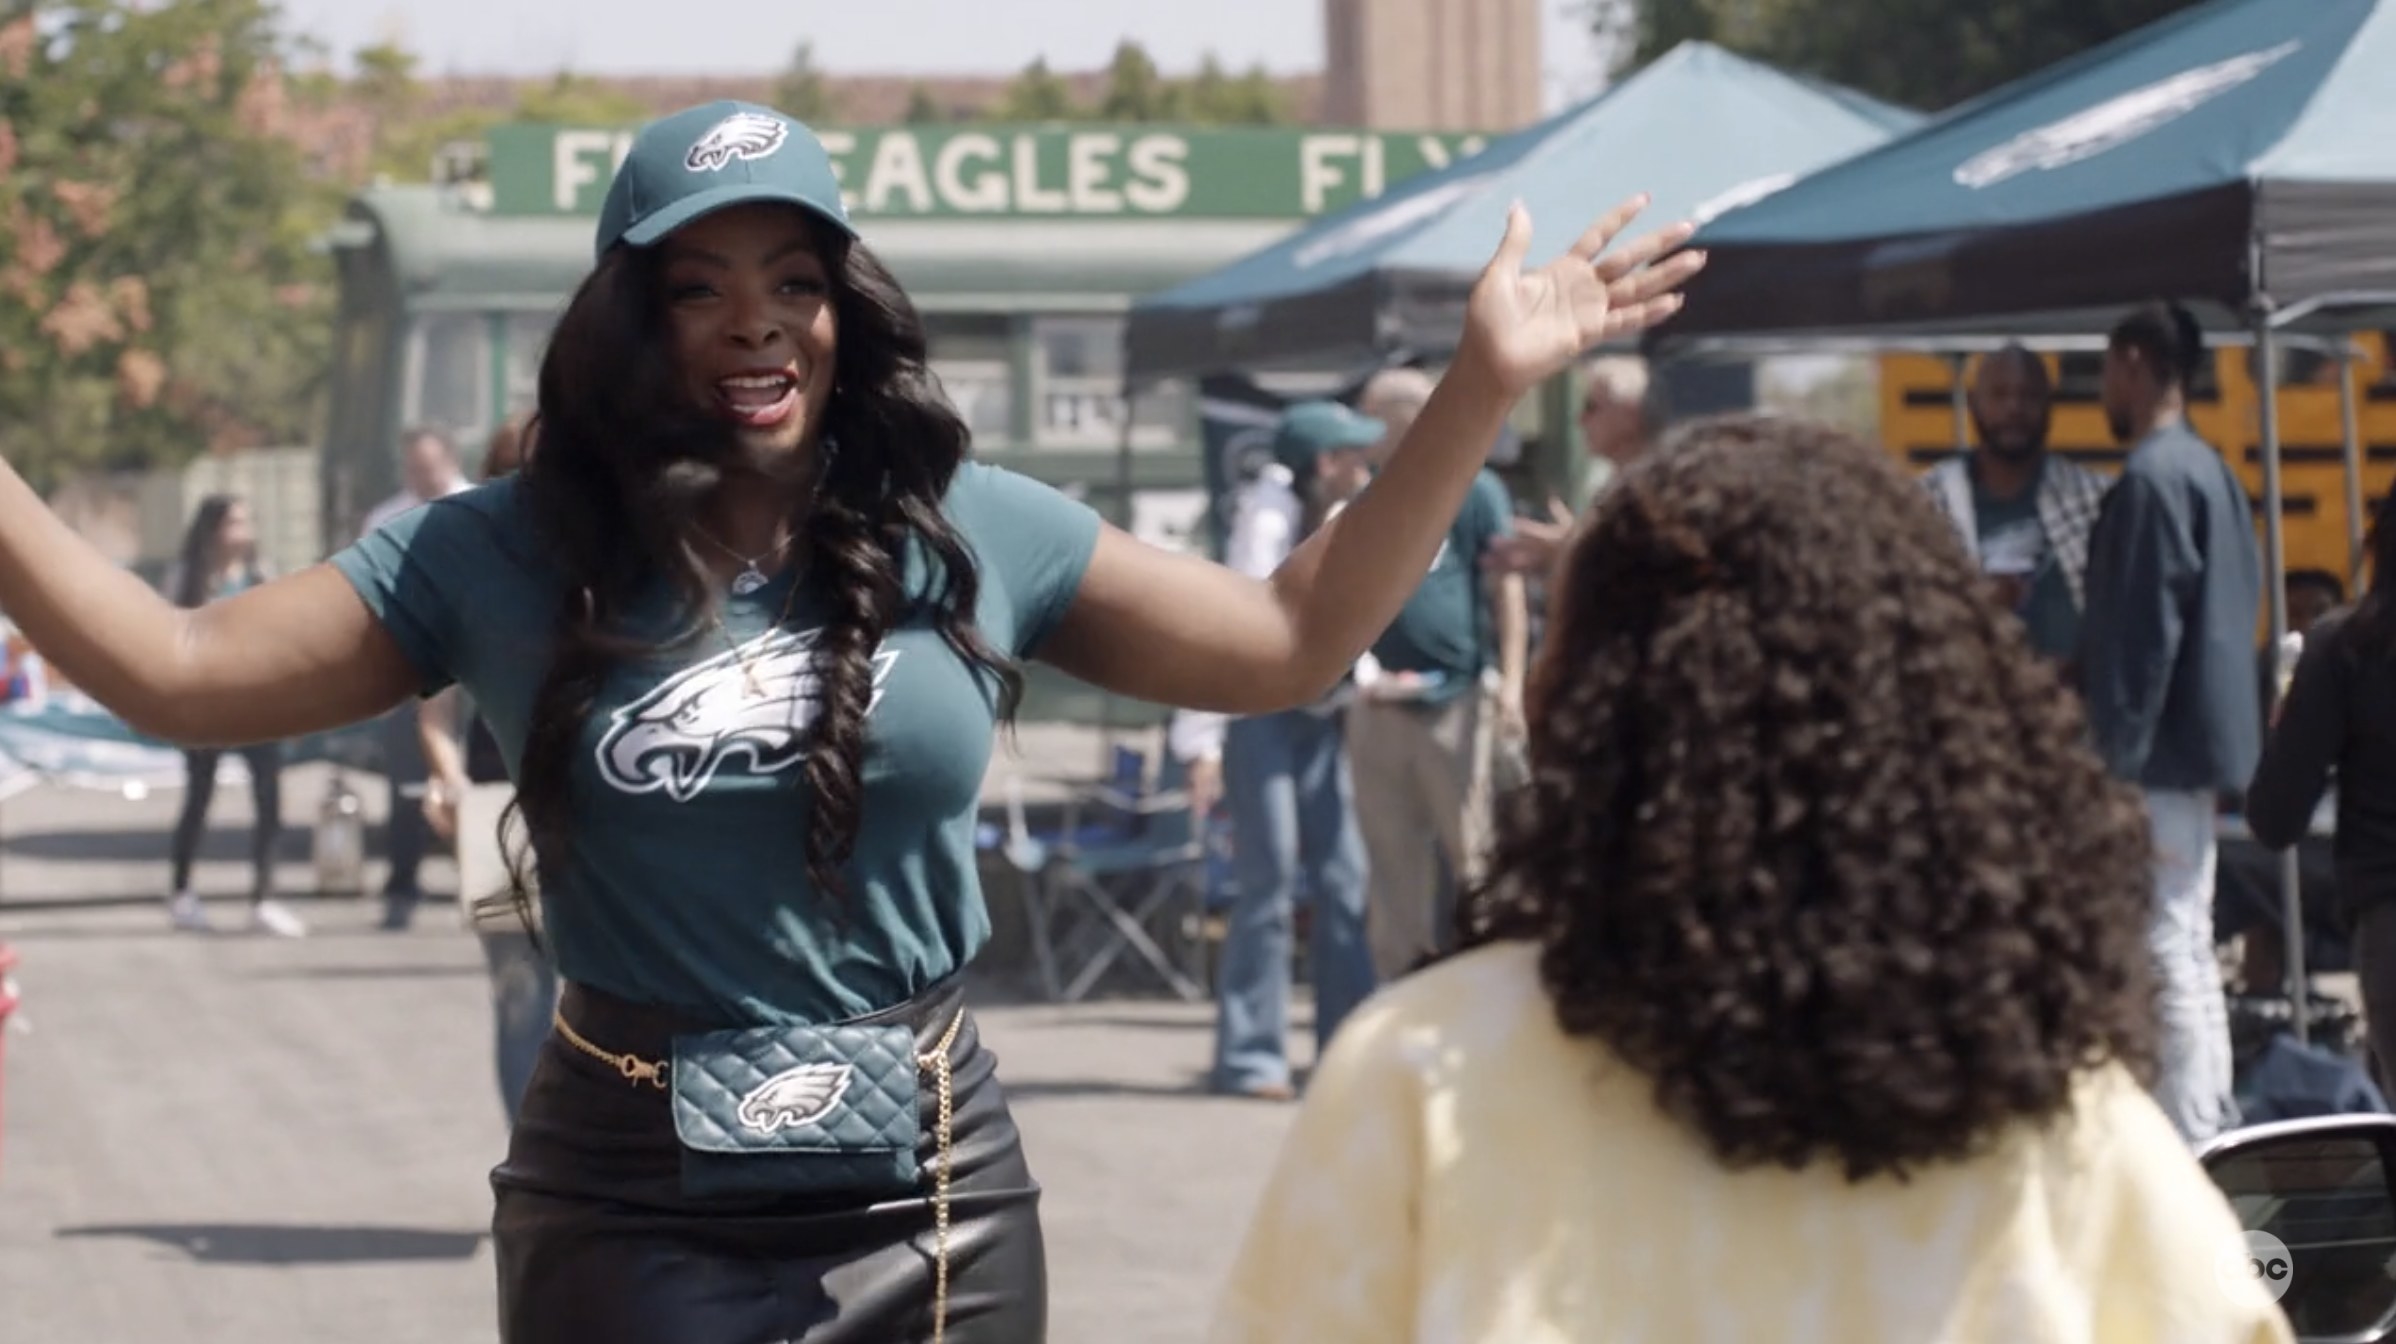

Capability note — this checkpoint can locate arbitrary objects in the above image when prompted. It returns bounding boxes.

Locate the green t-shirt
[1367,469,1514,704]
[1972,469,2080,662]
[329,463,1101,1025]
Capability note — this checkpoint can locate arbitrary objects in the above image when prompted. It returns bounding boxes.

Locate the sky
[272,0,1618,114]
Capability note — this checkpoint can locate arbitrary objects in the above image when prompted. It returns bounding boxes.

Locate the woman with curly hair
[1211,415,2291,1343]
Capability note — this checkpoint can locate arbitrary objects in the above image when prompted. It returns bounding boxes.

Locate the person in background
[366,424,472,930]
[1576,354,1660,471]
[417,413,557,1121]
[0,616,48,708]
[1170,401,1381,1102]
[1479,355,1665,579]
[1923,344,2110,665]
[1210,415,2292,1344]
[1349,367,1529,981]
[161,494,302,937]
[2248,495,2396,1091]
[2257,568,2347,723]
[2078,300,2264,1144]
[361,424,473,535]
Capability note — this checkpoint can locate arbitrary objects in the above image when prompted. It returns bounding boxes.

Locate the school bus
[1879,332,2396,585]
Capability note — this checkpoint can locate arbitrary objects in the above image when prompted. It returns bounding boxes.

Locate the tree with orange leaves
[0,1,332,489]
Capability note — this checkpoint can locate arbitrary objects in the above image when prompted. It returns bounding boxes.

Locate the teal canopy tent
[1122,42,1921,383]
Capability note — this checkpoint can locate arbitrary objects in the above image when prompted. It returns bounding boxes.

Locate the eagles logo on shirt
[685,111,789,173]
[595,628,897,802]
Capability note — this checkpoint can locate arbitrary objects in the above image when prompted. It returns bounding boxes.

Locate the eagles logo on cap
[594,100,858,259]
[686,111,789,173]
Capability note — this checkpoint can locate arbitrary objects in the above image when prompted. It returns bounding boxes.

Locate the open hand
[1457,196,1704,399]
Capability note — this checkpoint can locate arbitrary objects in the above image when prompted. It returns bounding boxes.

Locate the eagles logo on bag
[686,111,790,173]
[737,1062,853,1135]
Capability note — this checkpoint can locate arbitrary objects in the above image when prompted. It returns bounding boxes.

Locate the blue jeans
[481,930,560,1125]
[1213,710,1375,1092]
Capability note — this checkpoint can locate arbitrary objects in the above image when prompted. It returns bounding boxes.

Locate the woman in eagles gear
[0,101,1702,1342]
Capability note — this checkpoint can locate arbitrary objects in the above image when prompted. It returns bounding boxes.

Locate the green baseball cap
[1274,400,1386,474]
[595,101,858,260]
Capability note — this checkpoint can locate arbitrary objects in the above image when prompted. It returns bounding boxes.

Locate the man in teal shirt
[1351,367,1527,979]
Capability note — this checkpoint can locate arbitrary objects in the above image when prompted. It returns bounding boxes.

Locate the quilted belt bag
[550,1002,965,1201]
[668,1015,960,1199]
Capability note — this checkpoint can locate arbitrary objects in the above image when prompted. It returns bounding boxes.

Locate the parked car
[2202,1115,2396,1340]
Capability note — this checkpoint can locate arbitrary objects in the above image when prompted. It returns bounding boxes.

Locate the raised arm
[0,464,417,746]
[1041,198,1701,713]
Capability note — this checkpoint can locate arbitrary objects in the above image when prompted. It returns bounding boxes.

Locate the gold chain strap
[551,1007,669,1089]
[548,1005,967,1343]
[919,1007,964,1344]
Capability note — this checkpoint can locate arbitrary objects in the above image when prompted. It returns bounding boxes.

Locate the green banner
[489,123,1491,221]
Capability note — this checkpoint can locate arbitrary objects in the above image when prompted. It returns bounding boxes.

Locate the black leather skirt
[490,977,1046,1343]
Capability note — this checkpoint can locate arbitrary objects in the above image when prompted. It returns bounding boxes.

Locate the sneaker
[248,898,308,939]
[167,890,210,933]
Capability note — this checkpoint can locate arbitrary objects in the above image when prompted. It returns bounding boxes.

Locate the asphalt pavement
[0,756,1306,1344]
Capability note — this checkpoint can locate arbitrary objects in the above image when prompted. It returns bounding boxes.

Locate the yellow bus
[1878,332,2396,585]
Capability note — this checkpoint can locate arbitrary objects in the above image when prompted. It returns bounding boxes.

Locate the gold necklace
[717,570,806,700]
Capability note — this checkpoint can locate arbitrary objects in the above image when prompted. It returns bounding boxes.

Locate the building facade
[1324,0,1545,130]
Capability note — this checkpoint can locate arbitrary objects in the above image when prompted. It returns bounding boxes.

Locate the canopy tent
[1121,41,1921,384]
[1662,0,2396,345]
[1659,0,2396,1047]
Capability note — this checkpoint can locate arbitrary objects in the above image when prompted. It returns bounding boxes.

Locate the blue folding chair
[999,741,1211,1003]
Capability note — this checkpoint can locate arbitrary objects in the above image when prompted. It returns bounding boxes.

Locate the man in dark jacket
[2079,300,2264,1144]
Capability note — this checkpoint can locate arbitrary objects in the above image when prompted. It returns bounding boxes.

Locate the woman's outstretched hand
[1457,196,1703,399]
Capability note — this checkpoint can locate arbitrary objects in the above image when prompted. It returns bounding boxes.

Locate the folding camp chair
[1006,742,1211,1004]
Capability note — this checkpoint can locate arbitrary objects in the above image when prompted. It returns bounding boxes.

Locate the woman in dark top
[162,494,302,937]
[2248,488,2396,1082]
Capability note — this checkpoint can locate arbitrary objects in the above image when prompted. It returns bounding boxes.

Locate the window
[407,313,491,439]
[927,314,1015,449]
[1031,315,1187,450]
[2055,349,2221,403]
[503,312,557,419]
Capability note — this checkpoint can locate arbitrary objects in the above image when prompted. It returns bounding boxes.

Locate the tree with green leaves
[901,83,946,125]
[772,41,841,125]
[1219,62,1291,125]
[514,70,653,125]
[1098,40,1180,122]
[995,57,1080,121]
[359,54,651,186]
[1604,0,2204,110]
[1179,52,1289,126]
[0,0,335,487]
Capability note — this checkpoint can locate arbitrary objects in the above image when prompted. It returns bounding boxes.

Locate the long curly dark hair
[1458,414,2159,1183]
[497,213,1017,928]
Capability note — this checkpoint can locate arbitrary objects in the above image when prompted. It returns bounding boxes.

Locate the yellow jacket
[1212,941,2293,1344]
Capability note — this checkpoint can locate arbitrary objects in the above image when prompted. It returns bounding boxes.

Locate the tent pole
[1102,383,1140,767]
[2255,313,2307,1045]
[1949,353,1970,452]
[2341,341,2368,587]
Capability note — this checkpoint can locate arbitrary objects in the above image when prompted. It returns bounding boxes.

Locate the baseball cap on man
[1273,400,1385,475]
[594,101,858,260]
